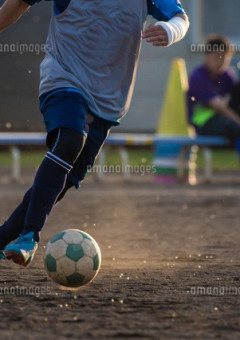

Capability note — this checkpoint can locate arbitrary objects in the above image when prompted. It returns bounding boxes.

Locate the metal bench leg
[94,148,106,181]
[177,145,189,181]
[188,145,198,185]
[202,147,212,182]
[119,147,131,180]
[10,146,21,182]
[94,146,130,181]
[177,145,198,185]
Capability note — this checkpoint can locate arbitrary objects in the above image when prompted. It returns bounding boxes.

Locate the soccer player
[0,0,189,265]
[188,34,240,147]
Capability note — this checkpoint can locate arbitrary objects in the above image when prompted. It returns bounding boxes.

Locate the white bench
[0,132,230,182]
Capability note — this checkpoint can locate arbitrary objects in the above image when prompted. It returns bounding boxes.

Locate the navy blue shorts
[39,88,92,136]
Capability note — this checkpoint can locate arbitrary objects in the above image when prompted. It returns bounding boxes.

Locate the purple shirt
[187,64,236,124]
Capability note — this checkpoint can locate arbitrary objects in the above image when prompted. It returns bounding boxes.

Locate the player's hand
[142,23,168,47]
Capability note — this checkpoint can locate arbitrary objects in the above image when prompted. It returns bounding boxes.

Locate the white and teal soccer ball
[44,229,101,288]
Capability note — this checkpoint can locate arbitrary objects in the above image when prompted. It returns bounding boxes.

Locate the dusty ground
[1,170,240,339]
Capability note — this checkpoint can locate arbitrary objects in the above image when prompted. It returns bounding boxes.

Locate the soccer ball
[44,229,101,288]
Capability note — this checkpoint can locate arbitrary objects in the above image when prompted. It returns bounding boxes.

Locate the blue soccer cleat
[4,232,38,267]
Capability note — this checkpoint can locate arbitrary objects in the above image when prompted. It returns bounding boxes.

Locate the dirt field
[1,171,240,340]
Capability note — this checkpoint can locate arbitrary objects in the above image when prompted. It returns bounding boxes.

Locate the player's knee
[51,129,86,165]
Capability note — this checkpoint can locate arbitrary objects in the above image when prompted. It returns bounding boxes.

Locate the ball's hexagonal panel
[57,256,76,276]
[62,230,83,244]
[76,256,94,278]
[81,239,98,257]
[50,231,66,243]
[66,244,85,261]
[45,254,57,272]
[67,272,85,286]
[48,239,68,259]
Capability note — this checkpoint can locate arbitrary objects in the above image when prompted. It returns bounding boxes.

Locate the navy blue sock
[22,152,72,242]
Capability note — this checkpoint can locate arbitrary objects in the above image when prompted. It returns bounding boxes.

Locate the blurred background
[0,0,240,132]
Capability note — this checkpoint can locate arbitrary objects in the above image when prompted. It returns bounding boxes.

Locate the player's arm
[209,97,240,125]
[142,13,189,47]
[0,0,30,33]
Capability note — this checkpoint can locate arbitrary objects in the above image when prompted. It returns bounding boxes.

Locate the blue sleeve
[147,0,185,21]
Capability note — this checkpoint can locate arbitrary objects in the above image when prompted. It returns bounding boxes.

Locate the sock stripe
[45,152,73,173]
[47,152,72,169]
[45,155,71,172]
[45,155,72,172]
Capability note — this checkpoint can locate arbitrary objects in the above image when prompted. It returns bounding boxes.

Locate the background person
[187,34,240,151]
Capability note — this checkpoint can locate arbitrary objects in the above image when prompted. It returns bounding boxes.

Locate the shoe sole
[4,251,30,267]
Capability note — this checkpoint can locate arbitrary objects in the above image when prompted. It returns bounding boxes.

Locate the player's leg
[4,127,86,265]
[0,129,77,252]
[2,94,113,265]
[3,90,89,265]
[0,129,83,252]
[22,127,86,236]
[62,113,113,194]
[199,115,240,138]
[2,114,112,264]
[0,129,84,254]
